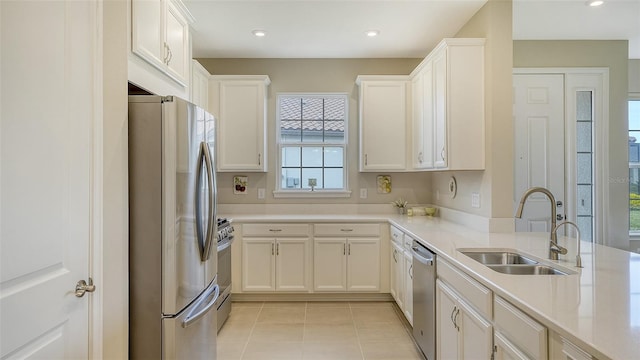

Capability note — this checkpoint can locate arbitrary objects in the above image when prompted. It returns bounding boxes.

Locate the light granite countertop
[226,213,640,360]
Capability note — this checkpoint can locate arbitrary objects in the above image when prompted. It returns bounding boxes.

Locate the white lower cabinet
[403,248,414,325]
[493,296,547,360]
[390,240,405,308]
[313,237,380,291]
[242,238,310,292]
[494,331,531,360]
[313,224,381,292]
[241,224,311,292]
[436,279,493,360]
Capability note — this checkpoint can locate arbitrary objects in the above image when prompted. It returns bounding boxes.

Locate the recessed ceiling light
[366,30,380,37]
[252,30,266,37]
[586,0,604,6]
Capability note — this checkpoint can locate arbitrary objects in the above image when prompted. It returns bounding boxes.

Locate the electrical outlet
[360,188,368,199]
[258,188,265,199]
[471,192,480,208]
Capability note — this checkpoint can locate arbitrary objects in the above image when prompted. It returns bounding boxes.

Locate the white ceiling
[185,0,640,59]
[513,0,640,59]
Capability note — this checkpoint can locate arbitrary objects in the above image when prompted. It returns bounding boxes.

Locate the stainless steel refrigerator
[128,95,219,359]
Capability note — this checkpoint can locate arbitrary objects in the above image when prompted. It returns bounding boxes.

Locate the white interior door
[1,1,97,357]
[513,74,565,232]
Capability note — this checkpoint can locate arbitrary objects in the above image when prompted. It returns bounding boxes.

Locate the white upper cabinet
[191,60,210,111]
[410,38,485,171]
[412,62,435,169]
[432,38,485,170]
[356,76,411,172]
[131,0,193,86]
[209,75,270,172]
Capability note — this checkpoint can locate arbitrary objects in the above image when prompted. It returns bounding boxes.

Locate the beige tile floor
[217,301,426,360]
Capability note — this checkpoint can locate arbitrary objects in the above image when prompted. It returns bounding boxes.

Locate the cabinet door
[164,1,189,85]
[459,300,493,360]
[494,331,532,360]
[276,238,309,291]
[437,280,460,360]
[412,71,425,169]
[242,238,275,291]
[422,62,435,169]
[347,238,380,291]
[131,0,165,68]
[433,49,448,169]
[359,81,408,171]
[390,241,404,308]
[314,238,347,291]
[403,250,413,325]
[217,80,267,171]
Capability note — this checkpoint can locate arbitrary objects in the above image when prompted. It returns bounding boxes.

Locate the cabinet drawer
[403,234,414,251]
[243,223,310,237]
[437,258,492,319]
[314,224,380,237]
[494,296,547,360]
[390,225,404,244]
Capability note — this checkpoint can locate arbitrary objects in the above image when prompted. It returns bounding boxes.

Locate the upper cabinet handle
[269,229,282,232]
[340,229,353,232]
[258,153,261,166]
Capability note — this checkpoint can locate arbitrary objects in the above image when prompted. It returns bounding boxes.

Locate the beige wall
[103,0,129,358]
[513,40,629,250]
[197,58,433,206]
[430,0,514,230]
[631,59,640,93]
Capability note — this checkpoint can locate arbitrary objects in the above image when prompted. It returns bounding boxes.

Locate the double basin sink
[459,249,574,275]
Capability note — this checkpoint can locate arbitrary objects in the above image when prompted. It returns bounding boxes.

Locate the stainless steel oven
[215,218,234,331]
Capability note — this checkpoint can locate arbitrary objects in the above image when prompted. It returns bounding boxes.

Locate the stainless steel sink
[458,249,574,275]
[460,251,538,265]
[486,264,571,275]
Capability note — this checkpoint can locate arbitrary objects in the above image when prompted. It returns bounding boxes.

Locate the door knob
[75,278,96,297]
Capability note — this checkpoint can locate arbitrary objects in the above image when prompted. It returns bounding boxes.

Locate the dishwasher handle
[411,242,435,266]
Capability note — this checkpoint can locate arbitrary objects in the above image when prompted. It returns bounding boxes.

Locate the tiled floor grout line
[348,302,367,360]
[238,301,264,360]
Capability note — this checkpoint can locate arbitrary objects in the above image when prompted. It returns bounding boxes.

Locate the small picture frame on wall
[377,175,392,194]
[233,176,248,195]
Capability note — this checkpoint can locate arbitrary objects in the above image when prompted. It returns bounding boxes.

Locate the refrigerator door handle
[204,143,217,261]
[181,283,220,328]
[196,141,216,262]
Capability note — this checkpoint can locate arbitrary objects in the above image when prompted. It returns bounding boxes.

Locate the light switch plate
[360,188,368,199]
[258,188,265,199]
[471,192,480,208]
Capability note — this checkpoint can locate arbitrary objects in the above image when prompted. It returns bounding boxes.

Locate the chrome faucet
[552,221,583,268]
[515,187,566,260]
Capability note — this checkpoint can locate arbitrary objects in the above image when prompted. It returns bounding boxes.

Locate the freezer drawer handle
[182,284,220,328]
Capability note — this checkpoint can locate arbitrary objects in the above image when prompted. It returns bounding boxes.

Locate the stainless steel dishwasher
[412,240,436,360]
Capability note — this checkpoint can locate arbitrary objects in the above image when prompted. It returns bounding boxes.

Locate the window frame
[629,95,640,237]
[273,92,351,198]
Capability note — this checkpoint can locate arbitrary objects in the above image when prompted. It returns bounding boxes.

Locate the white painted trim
[514,67,609,245]
[272,190,352,198]
[355,75,411,85]
[210,74,270,85]
[90,0,104,358]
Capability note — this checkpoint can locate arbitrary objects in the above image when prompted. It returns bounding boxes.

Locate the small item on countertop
[407,208,414,216]
[411,207,427,216]
[424,207,437,217]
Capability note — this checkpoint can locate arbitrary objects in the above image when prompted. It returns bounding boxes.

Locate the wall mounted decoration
[448,176,457,199]
[377,175,392,193]
[234,176,248,194]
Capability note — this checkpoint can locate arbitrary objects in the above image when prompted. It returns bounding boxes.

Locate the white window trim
[629,94,640,239]
[274,93,350,198]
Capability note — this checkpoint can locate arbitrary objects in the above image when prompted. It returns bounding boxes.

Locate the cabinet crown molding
[210,75,271,85]
[355,75,411,85]
[170,0,195,24]
[410,37,486,77]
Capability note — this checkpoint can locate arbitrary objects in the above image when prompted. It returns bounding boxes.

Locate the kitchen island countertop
[226,213,640,360]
